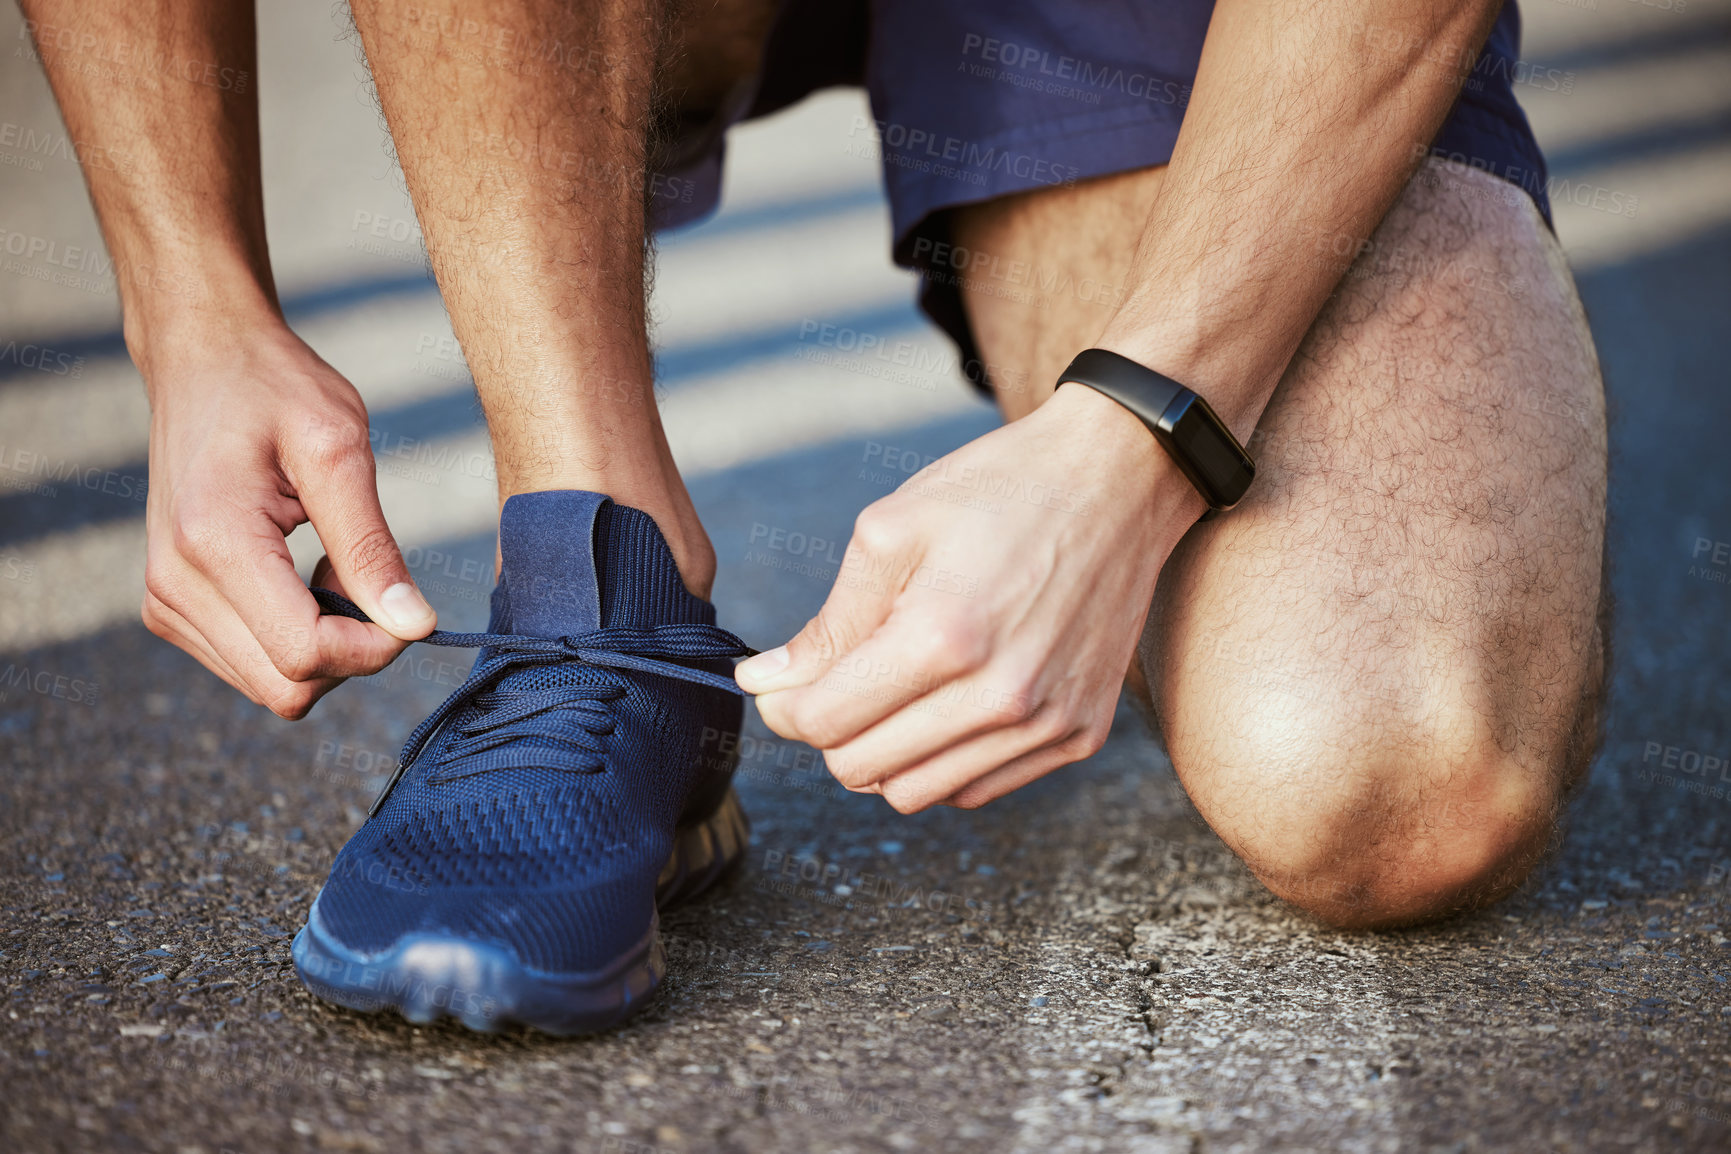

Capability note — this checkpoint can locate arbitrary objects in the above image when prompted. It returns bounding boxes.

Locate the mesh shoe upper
[311,491,746,974]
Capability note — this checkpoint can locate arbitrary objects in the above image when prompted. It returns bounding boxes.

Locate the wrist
[1092,315,1281,445]
[1041,381,1209,526]
[125,275,285,387]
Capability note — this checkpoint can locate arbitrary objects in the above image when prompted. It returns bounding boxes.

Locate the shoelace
[311,588,754,816]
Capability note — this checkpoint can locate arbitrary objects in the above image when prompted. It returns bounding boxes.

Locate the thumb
[736,548,901,695]
[298,467,435,640]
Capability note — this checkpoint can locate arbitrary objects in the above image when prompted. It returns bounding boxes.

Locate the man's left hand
[736,382,1204,811]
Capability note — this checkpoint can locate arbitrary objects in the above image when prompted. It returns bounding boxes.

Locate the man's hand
[140,321,435,718]
[737,384,1203,811]
[16,0,434,716]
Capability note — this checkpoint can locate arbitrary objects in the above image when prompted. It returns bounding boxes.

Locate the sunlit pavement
[2,4,1731,1151]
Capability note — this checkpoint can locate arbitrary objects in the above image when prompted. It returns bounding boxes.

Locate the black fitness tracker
[1056,348,1256,512]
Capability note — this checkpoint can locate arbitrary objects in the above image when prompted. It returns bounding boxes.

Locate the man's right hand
[19,0,434,716]
[139,320,436,718]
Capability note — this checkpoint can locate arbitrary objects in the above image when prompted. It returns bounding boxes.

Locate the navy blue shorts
[659,0,1552,383]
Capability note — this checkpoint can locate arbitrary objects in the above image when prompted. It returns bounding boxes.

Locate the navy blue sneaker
[291,491,752,1035]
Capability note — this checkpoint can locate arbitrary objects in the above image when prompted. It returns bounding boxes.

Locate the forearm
[19,0,273,369]
[1095,0,1502,441]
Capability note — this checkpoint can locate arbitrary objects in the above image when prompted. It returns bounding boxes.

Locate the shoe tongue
[492,490,711,637]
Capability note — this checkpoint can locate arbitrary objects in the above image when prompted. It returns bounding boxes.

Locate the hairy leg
[953,158,1608,927]
[347,0,770,595]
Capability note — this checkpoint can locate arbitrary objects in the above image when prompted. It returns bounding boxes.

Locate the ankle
[654,504,717,601]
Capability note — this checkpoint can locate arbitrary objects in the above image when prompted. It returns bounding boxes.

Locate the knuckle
[1028,708,1072,746]
[796,608,850,667]
[354,645,402,676]
[274,650,324,684]
[987,666,1044,724]
[1040,707,1107,761]
[260,621,322,682]
[167,502,224,566]
[294,412,372,473]
[140,599,172,640]
[777,693,840,748]
[826,754,875,790]
[757,694,828,752]
[798,712,849,752]
[849,503,904,559]
[883,788,925,816]
[1067,719,1110,759]
[142,568,178,610]
[908,610,990,677]
[948,787,993,811]
[341,524,402,580]
[263,682,319,720]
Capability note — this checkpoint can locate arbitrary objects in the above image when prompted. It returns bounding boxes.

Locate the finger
[736,569,889,696]
[754,600,991,753]
[142,589,261,704]
[150,566,347,708]
[893,695,1107,813]
[938,740,1085,811]
[826,678,1053,799]
[874,707,1098,814]
[735,508,911,694]
[157,497,394,683]
[144,584,343,717]
[290,435,434,640]
[228,521,412,681]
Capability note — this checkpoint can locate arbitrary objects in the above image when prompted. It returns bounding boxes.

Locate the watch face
[1161,395,1256,508]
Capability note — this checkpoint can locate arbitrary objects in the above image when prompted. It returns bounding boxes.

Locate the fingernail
[737,644,790,688]
[379,582,433,630]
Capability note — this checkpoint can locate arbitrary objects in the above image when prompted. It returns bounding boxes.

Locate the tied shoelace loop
[309,588,754,815]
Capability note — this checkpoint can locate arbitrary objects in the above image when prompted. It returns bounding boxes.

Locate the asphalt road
[3,3,1731,1152]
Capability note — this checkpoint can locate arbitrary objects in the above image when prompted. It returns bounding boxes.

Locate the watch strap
[1056,348,1189,429]
[1056,347,1255,512]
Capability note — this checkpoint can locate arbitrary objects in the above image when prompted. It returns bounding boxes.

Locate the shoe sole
[290,788,749,1036]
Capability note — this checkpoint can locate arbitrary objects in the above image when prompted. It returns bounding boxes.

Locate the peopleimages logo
[1635,740,1731,802]
[1415,145,1641,219]
[849,116,1080,188]
[0,444,147,501]
[959,33,1191,109]
[0,120,134,173]
[0,339,83,377]
[0,225,114,275]
[18,19,251,93]
[0,663,99,707]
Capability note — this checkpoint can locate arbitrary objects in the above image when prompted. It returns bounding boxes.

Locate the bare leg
[952,158,1608,927]
[347,0,720,591]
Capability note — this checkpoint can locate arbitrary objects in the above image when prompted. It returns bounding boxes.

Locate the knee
[1252,771,1557,930]
[1172,710,1569,929]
